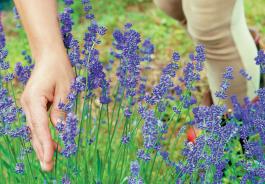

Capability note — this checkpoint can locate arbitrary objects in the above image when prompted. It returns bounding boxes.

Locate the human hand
[20,51,74,171]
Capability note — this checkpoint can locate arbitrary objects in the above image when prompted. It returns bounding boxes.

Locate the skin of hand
[21,53,74,171]
[13,0,74,171]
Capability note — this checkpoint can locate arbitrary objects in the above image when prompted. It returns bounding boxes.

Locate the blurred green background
[1,0,265,89]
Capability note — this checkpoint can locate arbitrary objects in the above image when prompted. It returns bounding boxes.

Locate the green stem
[148,151,158,183]
[94,104,104,157]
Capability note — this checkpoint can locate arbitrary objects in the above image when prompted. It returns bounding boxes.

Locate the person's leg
[154,0,214,106]
[182,0,260,108]
[153,0,186,26]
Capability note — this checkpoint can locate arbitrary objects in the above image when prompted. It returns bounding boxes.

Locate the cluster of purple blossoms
[64,0,74,6]
[78,3,110,102]
[137,77,147,102]
[138,104,166,152]
[112,26,141,98]
[57,76,87,113]
[62,174,71,184]
[159,151,177,168]
[239,69,252,81]
[56,113,79,158]
[179,45,206,91]
[121,134,130,144]
[144,51,183,106]
[60,1,82,68]
[180,85,265,183]
[255,49,265,73]
[0,18,14,83]
[140,39,155,62]
[15,163,24,174]
[62,0,110,101]
[14,62,34,85]
[128,161,143,184]
[9,125,31,142]
[137,149,151,162]
[180,105,239,182]
[82,0,95,20]
[239,161,265,183]
[145,74,174,105]
[112,23,154,101]
[60,6,74,49]
[215,66,234,100]
[0,88,18,132]
[69,39,81,67]
[0,15,31,144]
[190,44,206,72]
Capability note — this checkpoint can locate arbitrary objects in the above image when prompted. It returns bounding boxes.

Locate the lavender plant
[0,0,264,183]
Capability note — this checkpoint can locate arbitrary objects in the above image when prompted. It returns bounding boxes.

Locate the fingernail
[40,162,44,169]
[40,162,47,171]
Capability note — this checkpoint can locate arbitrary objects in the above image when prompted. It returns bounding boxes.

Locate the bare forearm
[13,0,66,61]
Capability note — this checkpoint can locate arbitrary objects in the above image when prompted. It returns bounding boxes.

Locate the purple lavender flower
[138,106,165,151]
[71,76,86,93]
[174,85,182,96]
[13,7,20,20]
[99,80,111,104]
[14,62,34,85]
[64,0,74,6]
[56,119,65,132]
[215,66,234,99]
[59,113,79,158]
[0,88,18,127]
[3,73,15,82]
[137,149,151,162]
[128,177,143,184]
[239,69,252,81]
[243,141,264,163]
[137,82,146,101]
[68,39,81,67]
[62,174,71,184]
[124,107,132,118]
[0,61,9,70]
[172,106,180,114]
[158,101,167,112]
[140,39,154,62]
[194,44,206,72]
[9,125,31,142]
[255,50,265,73]
[145,74,174,105]
[223,66,234,80]
[124,23,132,29]
[121,135,130,144]
[180,62,200,90]
[160,151,169,161]
[128,160,143,184]
[15,163,24,174]
[130,160,140,177]
[179,45,206,91]
[60,7,74,49]
[112,25,143,99]
[82,0,94,20]
[21,50,32,64]
[172,52,180,62]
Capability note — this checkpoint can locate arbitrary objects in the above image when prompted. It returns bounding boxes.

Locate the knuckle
[20,93,30,106]
[31,122,41,130]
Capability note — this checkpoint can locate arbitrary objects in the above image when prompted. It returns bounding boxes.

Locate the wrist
[33,47,69,65]
[31,39,67,62]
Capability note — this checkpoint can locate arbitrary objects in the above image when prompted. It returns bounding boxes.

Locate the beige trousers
[154,0,260,108]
